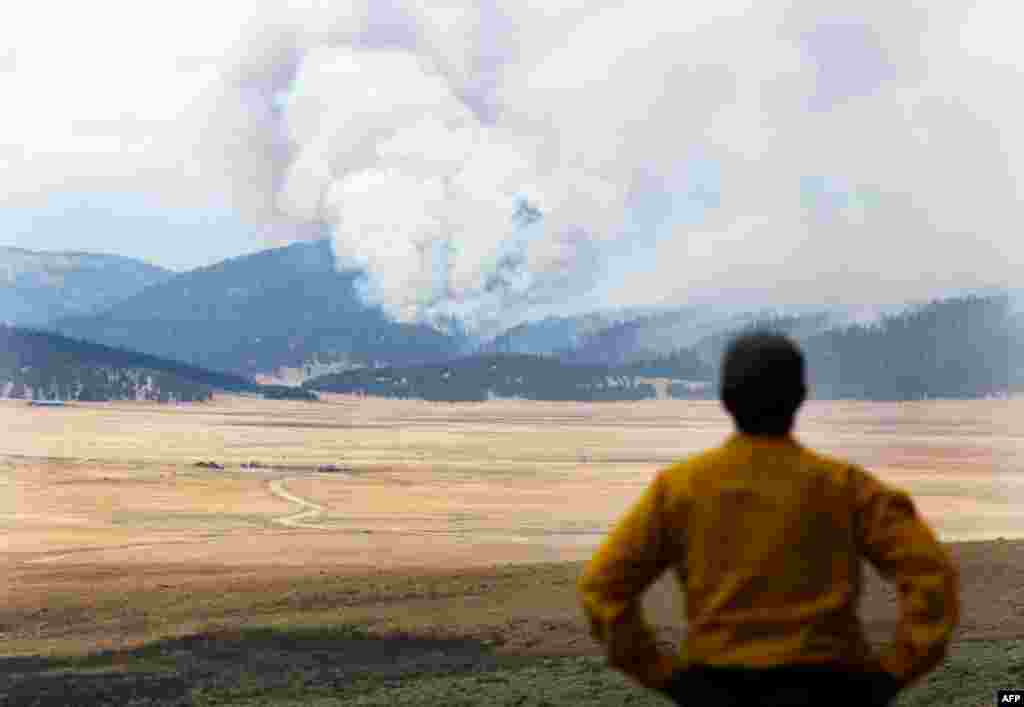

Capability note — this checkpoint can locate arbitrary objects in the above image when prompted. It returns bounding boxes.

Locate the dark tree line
[617,347,713,380]
[260,385,319,401]
[303,353,691,402]
[0,325,256,401]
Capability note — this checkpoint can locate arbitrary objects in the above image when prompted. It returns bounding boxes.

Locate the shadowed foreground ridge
[2,622,1022,707]
[0,625,532,707]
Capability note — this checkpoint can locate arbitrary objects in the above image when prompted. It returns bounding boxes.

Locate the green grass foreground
[1,624,1020,706]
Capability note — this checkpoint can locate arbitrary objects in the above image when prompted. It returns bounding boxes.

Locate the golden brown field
[4,394,1022,570]
[2,395,1022,706]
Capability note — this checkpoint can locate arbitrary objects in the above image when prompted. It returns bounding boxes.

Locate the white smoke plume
[2,1,1023,329]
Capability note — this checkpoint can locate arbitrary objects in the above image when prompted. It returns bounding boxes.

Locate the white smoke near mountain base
[1,1,1023,329]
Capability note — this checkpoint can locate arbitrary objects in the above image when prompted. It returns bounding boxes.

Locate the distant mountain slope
[476,305,678,358]
[52,239,465,376]
[1009,288,1024,312]
[477,306,731,363]
[479,312,627,356]
[0,247,173,326]
[1013,310,1024,389]
[551,306,836,367]
[0,325,256,402]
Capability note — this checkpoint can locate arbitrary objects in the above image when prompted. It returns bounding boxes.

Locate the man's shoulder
[658,444,736,492]
[797,444,860,474]
[662,445,726,476]
[793,444,871,492]
[662,439,862,487]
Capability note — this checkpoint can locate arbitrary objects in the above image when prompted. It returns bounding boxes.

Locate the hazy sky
[1,2,1021,327]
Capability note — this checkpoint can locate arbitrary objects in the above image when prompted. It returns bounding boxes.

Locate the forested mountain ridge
[307,294,1021,402]
[51,240,466,376]
[801,295,1021,400]
[0,247,173,326]
[0,325,257,402]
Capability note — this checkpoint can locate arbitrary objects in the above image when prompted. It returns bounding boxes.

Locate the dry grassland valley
[1,394,1022,706]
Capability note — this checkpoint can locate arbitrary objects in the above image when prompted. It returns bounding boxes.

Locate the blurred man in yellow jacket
[578,332,959,706]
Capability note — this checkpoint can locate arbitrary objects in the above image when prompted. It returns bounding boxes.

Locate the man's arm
[577,469,683,689]
[852,466,960,688]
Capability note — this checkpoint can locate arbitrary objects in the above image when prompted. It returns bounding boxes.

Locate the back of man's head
[720,331,807,436]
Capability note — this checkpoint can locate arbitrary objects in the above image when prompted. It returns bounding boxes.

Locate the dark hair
[720,331,806,435]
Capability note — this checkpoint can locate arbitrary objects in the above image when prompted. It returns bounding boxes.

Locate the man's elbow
[576,574,605,640]
[943,554,961,636]
[577,564,614,611]
[577,572,596,613]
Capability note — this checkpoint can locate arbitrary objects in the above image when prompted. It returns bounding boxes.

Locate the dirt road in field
[267,477,329,529]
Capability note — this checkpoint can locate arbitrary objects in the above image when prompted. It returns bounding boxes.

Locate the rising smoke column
[217,1,628,330]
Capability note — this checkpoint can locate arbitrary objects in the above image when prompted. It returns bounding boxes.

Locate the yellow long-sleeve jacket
[578,433,959,691]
